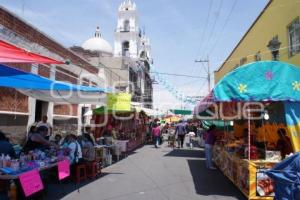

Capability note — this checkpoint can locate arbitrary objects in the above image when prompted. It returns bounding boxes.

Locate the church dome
[82,27,113,54]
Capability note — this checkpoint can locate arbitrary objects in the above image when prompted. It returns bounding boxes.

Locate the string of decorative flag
[150,67,197,105]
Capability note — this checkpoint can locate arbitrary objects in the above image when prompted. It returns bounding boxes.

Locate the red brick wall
[38,64,50,78]
[54,104,78,116]
[55,67,78,84]
[0,88,28,113]
[0,63,31,113]
[4,63,31,73]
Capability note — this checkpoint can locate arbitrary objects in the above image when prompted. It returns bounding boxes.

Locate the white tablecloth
[114,140,129,152]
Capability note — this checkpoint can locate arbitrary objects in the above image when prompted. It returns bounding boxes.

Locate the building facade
[0,6,101,144]
[214,0,300,83]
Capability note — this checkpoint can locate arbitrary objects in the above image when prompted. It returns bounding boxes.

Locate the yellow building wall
[215,0,300,83]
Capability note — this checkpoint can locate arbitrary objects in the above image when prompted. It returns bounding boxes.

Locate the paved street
[46,143,246,200]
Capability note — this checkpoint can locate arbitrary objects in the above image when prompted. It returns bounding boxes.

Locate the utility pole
[195,55,211,93]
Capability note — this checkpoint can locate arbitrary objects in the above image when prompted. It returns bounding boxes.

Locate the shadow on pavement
[164,148,205,158]
[44,172,123,200]
[187,159,246,199]
[164,147,246,199]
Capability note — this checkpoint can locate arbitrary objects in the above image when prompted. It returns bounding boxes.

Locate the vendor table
[0,162,58,180]
[213,144,278,200]
[0,162,60,199]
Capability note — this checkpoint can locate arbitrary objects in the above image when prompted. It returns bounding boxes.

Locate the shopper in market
[25,123,37,141]
[163,123,170,134]
[81,133,95,162]
[204,124,216,170]
[103,124,113,145]
[23,125,58,153]
[0,131,16,158]
[37,115,52,140]
[83,125,96,145]
[152,123,161,148]
[52,134,62,145]
[175,120,187,148]
[276,128,293,159]
[64,134,83,164]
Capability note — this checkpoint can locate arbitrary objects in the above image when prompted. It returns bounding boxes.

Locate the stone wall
[53,118,78,136]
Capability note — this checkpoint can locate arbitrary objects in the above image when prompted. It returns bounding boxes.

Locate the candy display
[256,172,275,197]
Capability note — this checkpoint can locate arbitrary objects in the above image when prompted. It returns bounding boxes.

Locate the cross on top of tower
[94,26,101,38]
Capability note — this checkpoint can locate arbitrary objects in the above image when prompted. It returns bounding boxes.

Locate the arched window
[124,20,130,32]
[140,51,147,59]
[122,41,130,57]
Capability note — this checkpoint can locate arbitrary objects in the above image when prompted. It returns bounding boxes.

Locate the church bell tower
[114,0,140,58]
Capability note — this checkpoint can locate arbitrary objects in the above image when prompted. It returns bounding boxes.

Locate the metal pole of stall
[248,109,251,161]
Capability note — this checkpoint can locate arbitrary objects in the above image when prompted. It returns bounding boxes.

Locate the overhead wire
[194,0,214,59]
[191,0,214,76]
[200,0,224,59]
[208,0,238,55]
[210,0,300,72]
[150,71,207,79]
[194,0,224,78]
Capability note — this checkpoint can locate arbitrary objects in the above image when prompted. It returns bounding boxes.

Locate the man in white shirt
[37,115,52,140]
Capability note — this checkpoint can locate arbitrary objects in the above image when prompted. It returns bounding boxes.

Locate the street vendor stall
[0,40,111,199]
[92,105,148,155]
[194,61,300,200]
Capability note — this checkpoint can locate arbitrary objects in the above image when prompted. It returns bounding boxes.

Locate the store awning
[0,64,109,104]
[194,61,300,151]
[214,61,300,102]
[140,107,163,116]
[130,102,163,116]
[0,40,64,64]
[169,109,192,115]
[193,92,214,114]
[194,61,300,113]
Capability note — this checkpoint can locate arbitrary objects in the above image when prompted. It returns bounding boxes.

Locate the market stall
[92,106,148,155]
[0,40,111,199]
[194,61,300,200]
[163,115,182,123]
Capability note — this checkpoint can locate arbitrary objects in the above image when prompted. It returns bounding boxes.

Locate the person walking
[175,120,187,148]
[204,125,217,170]
[152,123,161,148]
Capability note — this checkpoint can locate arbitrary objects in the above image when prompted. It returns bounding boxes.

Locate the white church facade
[71,0,153,109]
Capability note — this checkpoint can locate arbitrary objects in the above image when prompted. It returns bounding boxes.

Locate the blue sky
[0,0,269,110]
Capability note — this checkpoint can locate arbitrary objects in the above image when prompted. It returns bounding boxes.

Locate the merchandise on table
[0,148,69,176]
[212,121,285,200]
[93,108,148,153]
